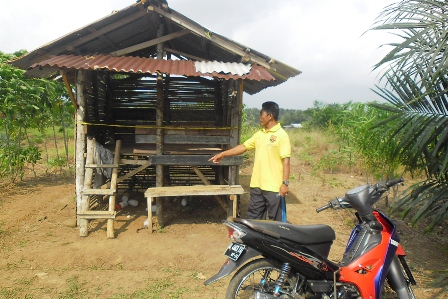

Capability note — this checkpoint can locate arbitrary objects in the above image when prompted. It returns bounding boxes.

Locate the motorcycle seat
[236,219,336,245]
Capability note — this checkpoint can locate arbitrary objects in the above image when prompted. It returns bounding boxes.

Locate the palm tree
[369,0,448,235]
[370,2,448,294]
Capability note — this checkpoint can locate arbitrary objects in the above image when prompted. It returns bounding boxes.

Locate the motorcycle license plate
[224,243,246,262]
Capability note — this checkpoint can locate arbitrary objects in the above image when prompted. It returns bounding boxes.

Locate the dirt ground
[1,155,448,298]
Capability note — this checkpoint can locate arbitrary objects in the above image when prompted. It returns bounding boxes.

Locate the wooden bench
[145,185,244,232]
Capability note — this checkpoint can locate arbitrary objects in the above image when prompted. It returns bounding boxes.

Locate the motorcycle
[204,178,417,299]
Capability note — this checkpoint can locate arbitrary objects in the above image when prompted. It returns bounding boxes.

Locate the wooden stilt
[107,140,121,238]
[79,137,95,236]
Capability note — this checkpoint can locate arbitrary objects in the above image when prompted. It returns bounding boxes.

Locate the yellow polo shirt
[243,123,291,192]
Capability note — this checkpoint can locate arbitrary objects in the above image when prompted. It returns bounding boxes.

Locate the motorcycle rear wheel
[225,258,296,299]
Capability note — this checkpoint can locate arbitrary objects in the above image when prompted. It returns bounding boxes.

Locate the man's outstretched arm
[209,144,247,164]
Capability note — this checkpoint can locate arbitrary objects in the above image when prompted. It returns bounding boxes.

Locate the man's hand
[209,153,224,164]
[279,184,289,197]
[209,145,247,164]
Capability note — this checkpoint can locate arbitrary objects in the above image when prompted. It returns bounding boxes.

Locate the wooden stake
[80,137,95,236]
[107,140,121,239]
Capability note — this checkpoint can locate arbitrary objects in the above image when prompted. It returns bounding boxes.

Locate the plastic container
[115,201,128,210]
[128,199,138,207]
[121,195,129,202]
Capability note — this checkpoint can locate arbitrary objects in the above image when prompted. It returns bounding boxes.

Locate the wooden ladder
[77,138,121,238]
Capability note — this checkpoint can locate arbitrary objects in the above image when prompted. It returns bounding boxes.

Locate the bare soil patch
[0,155,447,298]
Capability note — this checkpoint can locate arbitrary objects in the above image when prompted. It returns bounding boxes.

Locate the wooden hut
[11,0,301,238]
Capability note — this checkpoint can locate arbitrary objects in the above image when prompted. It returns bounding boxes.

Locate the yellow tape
[76,121,238,130]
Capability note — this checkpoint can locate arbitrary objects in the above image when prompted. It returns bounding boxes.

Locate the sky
[0,0,398,110]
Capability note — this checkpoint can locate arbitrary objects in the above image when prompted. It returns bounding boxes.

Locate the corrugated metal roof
[29,54,275,81]
[194,61,251,76]
[11,0,300,94]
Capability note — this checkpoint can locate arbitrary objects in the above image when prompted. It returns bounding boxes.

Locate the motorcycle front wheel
[225,258,296,299]
[382,282,416,299]
[383,256,417,299]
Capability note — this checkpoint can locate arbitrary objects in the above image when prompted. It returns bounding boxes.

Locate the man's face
[259,110,272,127]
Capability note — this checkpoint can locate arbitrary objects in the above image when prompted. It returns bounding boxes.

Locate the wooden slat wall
[84,73,240,189]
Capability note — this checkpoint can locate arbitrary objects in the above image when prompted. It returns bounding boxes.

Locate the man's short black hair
[261,101,280,121]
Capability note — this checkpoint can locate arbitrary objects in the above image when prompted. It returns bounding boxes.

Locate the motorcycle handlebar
[316,178,404,213]
[316,204,331,213]
[386,177,404,188]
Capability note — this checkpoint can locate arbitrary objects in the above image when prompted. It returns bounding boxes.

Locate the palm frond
[371,0,448,87]
[393,179,448,230]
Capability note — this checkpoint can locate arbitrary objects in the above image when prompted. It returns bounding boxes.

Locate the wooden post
[155,23,165,229]
[229,79,243,185]
[75,70,88,236]
[80,137,95,236]
[107,140,121,239]
[228,79,243,217]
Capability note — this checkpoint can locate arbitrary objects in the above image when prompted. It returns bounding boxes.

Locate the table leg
[230,194,237,219]
[147,196,153,233]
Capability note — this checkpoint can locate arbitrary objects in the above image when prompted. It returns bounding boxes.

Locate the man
[209,101,291,221]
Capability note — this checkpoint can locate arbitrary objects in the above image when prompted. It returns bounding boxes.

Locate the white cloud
[0,0,400,109]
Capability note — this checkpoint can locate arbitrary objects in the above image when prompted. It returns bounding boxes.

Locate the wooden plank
[164,47,206,62]
[65,10,148,50]
[111,29,190,56]
[135,128,231,136]
[77,210,116,220]
[132,144,223,155]
[78,211,116,215]
[120,159,150,165]
[85,164,119,168]
[145,184,245,228]
[146,155,243,166]
[135,134,230,144]
[145,184,244,198]
[83,189,116,196]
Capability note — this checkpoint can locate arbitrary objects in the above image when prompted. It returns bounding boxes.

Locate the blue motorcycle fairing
[204,247,261,285]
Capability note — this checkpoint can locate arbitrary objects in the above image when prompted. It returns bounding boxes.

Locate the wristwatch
[282,180,289,186]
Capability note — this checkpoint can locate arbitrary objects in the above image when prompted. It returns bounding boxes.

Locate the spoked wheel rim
[233,264,295,299]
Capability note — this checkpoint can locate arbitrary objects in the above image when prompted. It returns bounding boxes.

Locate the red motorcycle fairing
[396,243,406,256]
[339,210,400,299]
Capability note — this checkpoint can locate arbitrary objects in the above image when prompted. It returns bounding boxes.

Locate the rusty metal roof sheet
[29,54,275,81]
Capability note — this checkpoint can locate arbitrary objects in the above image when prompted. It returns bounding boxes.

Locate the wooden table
[144,185,244,232]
